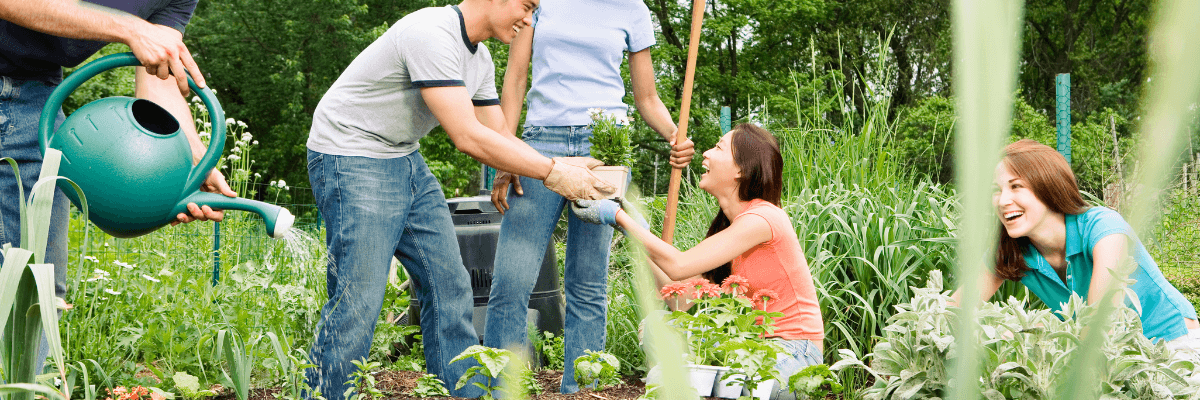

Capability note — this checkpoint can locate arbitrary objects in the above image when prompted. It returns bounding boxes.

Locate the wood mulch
[221,370,652,400]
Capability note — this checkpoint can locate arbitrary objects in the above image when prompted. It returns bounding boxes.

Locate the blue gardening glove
[571,199,621,226]
[571,199,650,233]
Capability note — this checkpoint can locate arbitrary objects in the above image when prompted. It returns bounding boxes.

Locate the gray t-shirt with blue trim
[307,5,499,159]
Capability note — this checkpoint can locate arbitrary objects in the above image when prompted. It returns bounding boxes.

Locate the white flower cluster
[85,268,111,283]
[270,180,289,190]
[586,108,630,125]
[113,260,135,270]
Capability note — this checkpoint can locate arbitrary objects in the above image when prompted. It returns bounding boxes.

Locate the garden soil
[217,369,787,400]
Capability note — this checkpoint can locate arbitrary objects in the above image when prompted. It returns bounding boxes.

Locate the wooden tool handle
[661,0,706,244]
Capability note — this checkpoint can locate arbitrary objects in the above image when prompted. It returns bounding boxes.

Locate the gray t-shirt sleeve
[471,46,500,106]
[397,24,467,87]
[146,0,198,33]
[627,2,656,53]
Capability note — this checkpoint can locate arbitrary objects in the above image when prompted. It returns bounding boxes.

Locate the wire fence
[66,182,326,287]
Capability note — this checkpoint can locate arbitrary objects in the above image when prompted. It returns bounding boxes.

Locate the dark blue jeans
[305,150,482,399]
[483,126,615,393]
[0,76,70,372]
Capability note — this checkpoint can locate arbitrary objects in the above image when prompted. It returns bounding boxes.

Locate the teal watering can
[39,52,294,239]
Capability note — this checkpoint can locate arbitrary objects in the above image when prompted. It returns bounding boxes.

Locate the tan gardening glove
[543,157,616,200]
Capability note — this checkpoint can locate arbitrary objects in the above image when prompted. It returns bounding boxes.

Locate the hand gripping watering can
[39,52,294,239]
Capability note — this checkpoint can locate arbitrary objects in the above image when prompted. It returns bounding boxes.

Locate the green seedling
[449,345,511,400]
[411,374,449,398]
[573,350,622,391]
[786,364,843,400]
[343,359,382,400]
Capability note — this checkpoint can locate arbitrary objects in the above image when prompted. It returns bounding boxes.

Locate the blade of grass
[949,0,1024,399]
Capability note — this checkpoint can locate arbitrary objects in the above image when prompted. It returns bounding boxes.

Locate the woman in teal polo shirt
[963,139,1198,350]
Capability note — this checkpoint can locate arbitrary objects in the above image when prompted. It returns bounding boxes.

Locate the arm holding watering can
[133,67,237,225]
[0,0,205,95]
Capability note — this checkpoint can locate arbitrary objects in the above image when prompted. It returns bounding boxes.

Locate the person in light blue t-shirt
[957,139,1199,353]
[484,0,695,393]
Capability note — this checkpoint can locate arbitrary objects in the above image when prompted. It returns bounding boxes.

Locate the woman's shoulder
[736,200,791,230]
[1073,206,1134,244]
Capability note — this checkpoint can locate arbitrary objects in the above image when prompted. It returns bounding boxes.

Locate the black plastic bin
[407,195,565,344]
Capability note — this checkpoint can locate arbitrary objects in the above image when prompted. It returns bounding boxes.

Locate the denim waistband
[520,125,595,158]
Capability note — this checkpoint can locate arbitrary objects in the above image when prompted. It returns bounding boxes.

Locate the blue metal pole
[1056,73,1072,163]
[720,106,732,134]
[211,220,220,286]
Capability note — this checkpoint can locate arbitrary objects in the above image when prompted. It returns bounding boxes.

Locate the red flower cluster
[721,275,750,297]
[105,386,156,400]
[659,281,689,300]
[751,288,779,310]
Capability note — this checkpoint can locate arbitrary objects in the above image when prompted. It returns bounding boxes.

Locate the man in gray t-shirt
[303,0,613,398]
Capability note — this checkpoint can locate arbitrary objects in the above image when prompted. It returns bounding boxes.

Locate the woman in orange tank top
[573,124,825,398]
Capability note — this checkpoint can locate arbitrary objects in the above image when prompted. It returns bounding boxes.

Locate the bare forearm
[455,126,552,179]
[617,210,687,278]
[136,69,204,161]
[637,97,677,142]
[500,74,528,137]
[0,0,139,43]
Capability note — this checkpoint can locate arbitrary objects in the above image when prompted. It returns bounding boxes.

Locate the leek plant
[1,149,86,400]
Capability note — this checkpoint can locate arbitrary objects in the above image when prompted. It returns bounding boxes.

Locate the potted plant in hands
[654,276,784,397]
[586,108,633,199]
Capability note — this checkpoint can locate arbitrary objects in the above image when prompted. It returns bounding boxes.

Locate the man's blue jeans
[0,76,71,372]
[305,150,481,399]
[483,126,615,393]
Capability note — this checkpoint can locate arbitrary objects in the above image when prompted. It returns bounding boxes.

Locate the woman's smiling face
[699,132,741,195]
[993,161,1053,239]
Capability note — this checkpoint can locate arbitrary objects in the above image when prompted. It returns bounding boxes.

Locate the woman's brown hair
[702,123,784,284]
[994,139,1090,280]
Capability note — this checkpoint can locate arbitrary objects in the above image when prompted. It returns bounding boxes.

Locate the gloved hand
[572,199,650,233]
[571,199,621,226]
[543,157,616,200]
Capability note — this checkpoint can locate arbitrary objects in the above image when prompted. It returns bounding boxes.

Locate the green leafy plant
[587,108,634,167]
[171,371,216,400]
[343,359,383,400]
[573,350,622,391]
[213,330,253,400]
[411,374,450,398]
[538,331,565,371]
[449,345,511,400]
[831,270,1200,399]
[658,275,783,366]
[1,149,84,400]
[786,364,843,400]
[715,338,781,398]
[260,333,318,400]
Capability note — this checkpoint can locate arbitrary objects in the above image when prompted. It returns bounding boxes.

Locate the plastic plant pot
[714,368,744,399]
[590,165,629,199]
[686,364,722,397]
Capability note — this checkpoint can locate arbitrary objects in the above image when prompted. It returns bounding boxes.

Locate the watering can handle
[38,52,226,198]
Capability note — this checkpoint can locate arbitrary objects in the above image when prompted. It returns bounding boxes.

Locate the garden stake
[662,0,706,244]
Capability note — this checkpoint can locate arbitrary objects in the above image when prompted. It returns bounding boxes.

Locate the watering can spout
[179,192,295,239]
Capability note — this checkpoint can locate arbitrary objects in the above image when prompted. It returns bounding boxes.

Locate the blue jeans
[305,150,481,399]
[483,126,615,393]
[0,76,70,373]
[769,339,823,400]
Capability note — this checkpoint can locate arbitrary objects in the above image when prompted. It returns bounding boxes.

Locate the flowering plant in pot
[715,338,782,400]
[586,108,632,199]
[656,275,784,397]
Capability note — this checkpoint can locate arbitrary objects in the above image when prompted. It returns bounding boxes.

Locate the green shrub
[832,271,1199,399]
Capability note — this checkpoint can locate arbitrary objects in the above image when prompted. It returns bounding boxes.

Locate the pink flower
[721,275,750,297]
[694,282,723,299]
[660,281,689,300]
[752,289,780,309]
[684,277,710,290]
